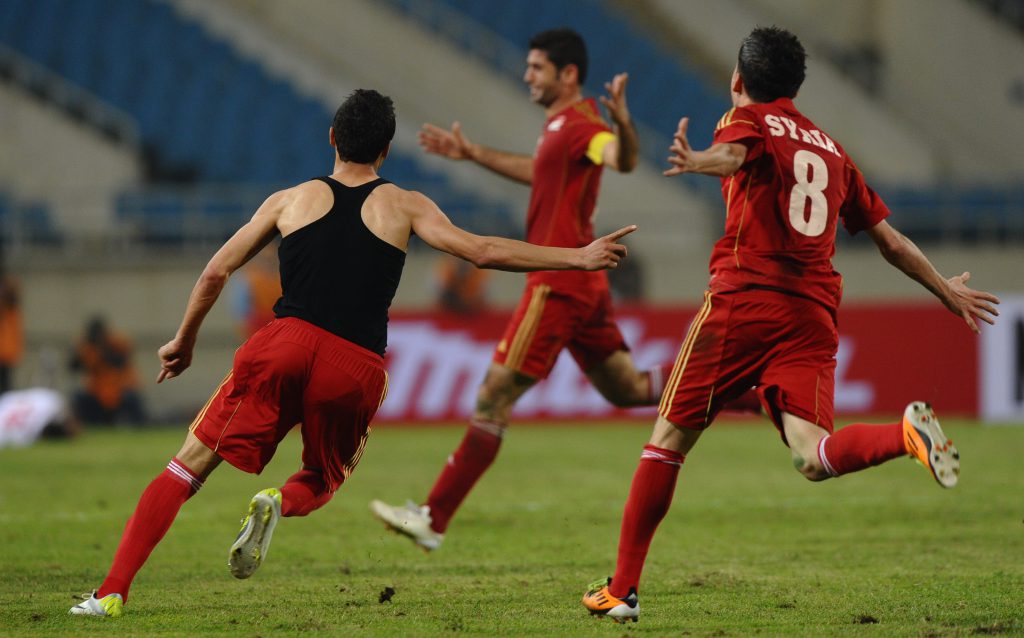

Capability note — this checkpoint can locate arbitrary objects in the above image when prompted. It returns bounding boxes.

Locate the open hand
[663,117,696,176]
[580,225,637,271]
[418,122,473,160]
[945,271,1000,334]
[599,73,631,126]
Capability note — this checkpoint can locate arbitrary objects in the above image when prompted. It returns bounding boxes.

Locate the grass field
[1,419,1022,637]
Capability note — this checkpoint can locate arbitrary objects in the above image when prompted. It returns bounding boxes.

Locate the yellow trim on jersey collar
[585,131,616,165]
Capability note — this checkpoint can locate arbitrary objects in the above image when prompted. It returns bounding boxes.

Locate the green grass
[1,419,1022,636]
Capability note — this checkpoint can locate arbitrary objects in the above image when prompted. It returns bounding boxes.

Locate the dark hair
[331,89,396,163]
[528,28,588,85]
[737,26,806,103]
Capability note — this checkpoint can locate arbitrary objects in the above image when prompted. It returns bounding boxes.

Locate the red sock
[610,445,684,599]
[97,458,203,601]
[424,419,503,534]
[818,422,905,476]
[280,468,334,517]
[646,364,674,404]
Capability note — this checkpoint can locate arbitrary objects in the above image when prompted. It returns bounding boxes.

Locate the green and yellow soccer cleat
[902,402,960,488]
[582,577,639,623]
[69,591,123,617]
[229,488,282,579]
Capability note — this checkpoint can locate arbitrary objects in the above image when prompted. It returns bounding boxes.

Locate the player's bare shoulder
[274,180,335,237]
[361,182,429,251]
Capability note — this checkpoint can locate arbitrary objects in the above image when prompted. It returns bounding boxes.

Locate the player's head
[330,89,396,165]
[525,28,588,107]
[734,26,806,104]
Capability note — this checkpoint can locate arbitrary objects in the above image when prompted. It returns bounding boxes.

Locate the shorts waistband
[271,317,385,366]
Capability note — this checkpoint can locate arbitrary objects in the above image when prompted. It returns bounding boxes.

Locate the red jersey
[526,98,612,292]
[708,98,890,314]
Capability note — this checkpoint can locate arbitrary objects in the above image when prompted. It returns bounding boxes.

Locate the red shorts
[492,282,628,379]
[659,289,837,435]
[190,317,387,492]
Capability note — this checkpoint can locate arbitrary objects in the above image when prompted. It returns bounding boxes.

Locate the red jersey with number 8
[708,97,890,315]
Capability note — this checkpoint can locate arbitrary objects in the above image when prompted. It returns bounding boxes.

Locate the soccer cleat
[902,401,960,488]
[229,488,282,579]
[582,577,639,623]
[69,591,123,617]
[369,499,444,552]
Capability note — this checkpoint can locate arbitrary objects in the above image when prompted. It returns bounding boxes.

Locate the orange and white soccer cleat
[582,577,639,623]
[902,401,959,488]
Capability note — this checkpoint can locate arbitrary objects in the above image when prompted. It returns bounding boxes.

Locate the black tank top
[272,176,405,355]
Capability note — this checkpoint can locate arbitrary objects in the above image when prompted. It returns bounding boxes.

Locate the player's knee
[791,450,830,481]
[603,387,636,408]
[595,377,647,408]
[475,384,508,420]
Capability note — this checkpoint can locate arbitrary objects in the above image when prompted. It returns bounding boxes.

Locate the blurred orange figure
[69,316,146,425]
[435,254,489,315]
[0,272,23,394]
[232,243,282,339]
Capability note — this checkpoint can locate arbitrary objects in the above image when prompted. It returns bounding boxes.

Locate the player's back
[708,98,889,313]
[272,176,406,355]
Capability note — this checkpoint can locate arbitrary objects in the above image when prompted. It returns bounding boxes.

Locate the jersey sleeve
[712,107,764,163]
[568,119,613,164]
[584,131,616,165]
[839,159,891,235]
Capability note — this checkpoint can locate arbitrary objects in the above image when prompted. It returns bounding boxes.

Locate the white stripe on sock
[817,436,839,477]
[470,418,506,439]
[640,449,682,467]
[167,460,203,492]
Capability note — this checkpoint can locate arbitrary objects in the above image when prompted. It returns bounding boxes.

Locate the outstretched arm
[418,122,533,185]
[404,191,634,272]
[663,117,747,178]
[866,220,1000,333]
[157,192,282,382]
[599,73,639,173]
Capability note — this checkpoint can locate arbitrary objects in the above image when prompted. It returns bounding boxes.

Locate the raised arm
[157,191,283,382]
[403,190,634,272]
[866,220,1000,333]
[663,117,747,178]
[598,73,639,173]
[418,122,533,185]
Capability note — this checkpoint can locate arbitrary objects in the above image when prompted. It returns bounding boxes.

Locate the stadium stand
[386,0,728,159]
[0,0,515,242]
[974,0,1024,31]
[386,0,1023,242]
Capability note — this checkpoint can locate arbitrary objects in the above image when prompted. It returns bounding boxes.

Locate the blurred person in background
[435,253,491,315]
[581,26,1000,623]
[69,316,147,425]
[0,265,23,394]
[229,241,282,341]
[371,28,674,552]
[69,89,635,618]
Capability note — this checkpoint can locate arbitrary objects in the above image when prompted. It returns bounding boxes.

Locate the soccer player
[69,89,635,618]
[581,27,1000,623]
[369,28,675,552]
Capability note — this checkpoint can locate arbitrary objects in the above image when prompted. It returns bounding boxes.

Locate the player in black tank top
[70,89,636,618]
[273,176,404,356]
